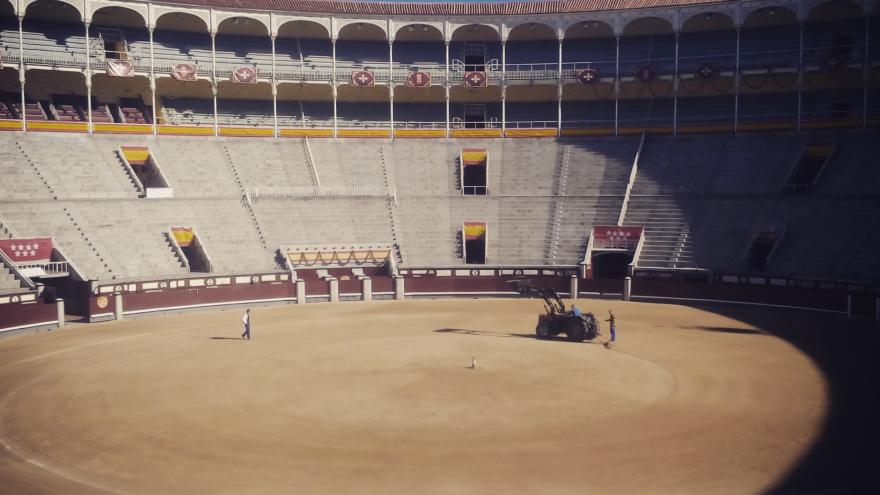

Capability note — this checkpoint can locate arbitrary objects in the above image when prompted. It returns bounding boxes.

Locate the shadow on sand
[209,336,244,341]
[433,328,605,344]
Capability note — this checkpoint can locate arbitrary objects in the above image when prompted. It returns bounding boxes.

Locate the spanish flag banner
[171,227,194,247]
[461,149,488,166]
[121,146,150,165]
[463,222,487,240]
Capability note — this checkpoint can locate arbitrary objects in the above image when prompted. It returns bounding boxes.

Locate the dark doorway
[463,165,487,195]
[465,238,486,264]
[591,251,632,278]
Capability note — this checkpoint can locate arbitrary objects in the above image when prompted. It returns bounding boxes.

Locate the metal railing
[393,121,445,129]
[248,185,388,199]
[17,261,69,276]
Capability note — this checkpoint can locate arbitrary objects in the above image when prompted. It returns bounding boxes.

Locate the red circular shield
[407,71,431,87]
[576,68,600,85]
[464,71,487,87]
[351,70,375,87]
[695,64,718,79]
[232,67,257,84]
[635,66,656,82]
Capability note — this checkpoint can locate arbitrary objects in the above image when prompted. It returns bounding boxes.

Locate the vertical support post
[796,20,804,130]
[569,275,578,300]
[389,39,394,138]
[672,31,679,135]
[84,21,93,133]
[557,37,563,137]
[864,13,870,129]
[296,279,306,304]
[331,39,338,139]
[734,27,741,134]
[114,293,124,320]
[362,277,372,301]
[211,32,218,136]
[445,41,450,138]
[18,14,25,132]
[56,298,65,328]
[271,35,278,137]
[614,35,621,136]
[501,39,506,135]
[623,276,632,302]
[394,275,405,300]
[149,27,157,135]
[329,277,339,303]
[846,294,853,319]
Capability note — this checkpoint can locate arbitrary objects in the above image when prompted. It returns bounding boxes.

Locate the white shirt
[242,312,249,325]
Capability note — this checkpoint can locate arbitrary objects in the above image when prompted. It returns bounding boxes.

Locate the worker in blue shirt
[604,310,616,348]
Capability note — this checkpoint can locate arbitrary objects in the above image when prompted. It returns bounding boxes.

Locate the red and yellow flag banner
[461,149,487,166]
[121,146,150,165]
[463,222,487,240]
[171,227,194,247]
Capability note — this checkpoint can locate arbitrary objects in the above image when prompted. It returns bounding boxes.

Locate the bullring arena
[2,0,880,492]
[0,297,874,494]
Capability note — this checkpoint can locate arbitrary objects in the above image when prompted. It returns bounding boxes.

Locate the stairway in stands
[623,196,696,269]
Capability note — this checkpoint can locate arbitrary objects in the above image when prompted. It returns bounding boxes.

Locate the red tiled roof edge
[149,0,730,16]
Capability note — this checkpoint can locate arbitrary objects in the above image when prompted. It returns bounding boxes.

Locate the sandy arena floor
[0,299,831,494]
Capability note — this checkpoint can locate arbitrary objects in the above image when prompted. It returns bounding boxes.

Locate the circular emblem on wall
[11,295,19,303]
[695,63,718,79]
[406,71,431,87]
[351,70,375,87]
[96,296,109,309]
[635,66,656,82]
[251,275,260,284]
[822,53,843,71]
[463,71,487,87]
[576,68,601,85]
[206,278,215,286]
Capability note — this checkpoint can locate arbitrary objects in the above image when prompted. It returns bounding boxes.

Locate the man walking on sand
[241,308,251,340]
[604,309,616,349]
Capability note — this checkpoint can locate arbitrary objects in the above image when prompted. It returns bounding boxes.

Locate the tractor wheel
[536,320,552,339]
[583,314,600,340]
[564,317,587,342]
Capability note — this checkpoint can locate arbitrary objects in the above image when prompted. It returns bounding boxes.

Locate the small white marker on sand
[470,356,477,369]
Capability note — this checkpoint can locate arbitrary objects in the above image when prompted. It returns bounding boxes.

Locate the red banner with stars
[0,238,52,263]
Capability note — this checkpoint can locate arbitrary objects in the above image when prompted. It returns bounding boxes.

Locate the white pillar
[271,35,278,137]
[445,41,450,138]
[84,21,93,133]
[56,298,65,328]
[501,40,506,135]
[796,21,804,130]
[734,27,741,134]
[614,36,620,136]
[149,27,157,135]
[864,14,870,129]
[847,294,853,319]
[114,293,124,320]
[18,15,25,132]
[672,31,679,135]
[211,33,218,136]
[362,277,372,301]
[569,275,578,300]
[623,276,632,301]
[331,39,338,138]
[394,276,405,300]
[329,278,339,303]
[557,38,563,137]
[296,279,306,304]
[389,40,394,138]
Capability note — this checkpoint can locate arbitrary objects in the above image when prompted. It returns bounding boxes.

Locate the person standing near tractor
[604,310,616,349]
[241,308,251,340]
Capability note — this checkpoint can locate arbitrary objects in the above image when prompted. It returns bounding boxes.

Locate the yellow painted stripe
[219,127,275,137]
[737,122,798,131]
[677,124,735,134]
[800,120,862,130]
[505,128,557,138]
[158,125,214,136]
[394,129,445,138]
[279,128,334,138]
[560,128,614,136]
[93,123,152,135]
[0,119,22,130]
[461,150,488,163]
[121,147,150,163]
[450,128,502,138]
[337,128,391,138]
[26,121,88,132]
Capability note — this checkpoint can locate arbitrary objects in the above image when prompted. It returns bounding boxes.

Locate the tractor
[511,280,600,342]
